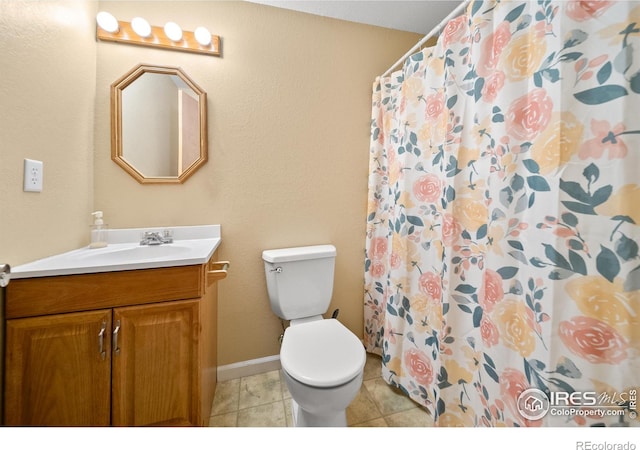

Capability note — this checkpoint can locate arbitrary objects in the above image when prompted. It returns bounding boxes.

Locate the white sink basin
[77,244,192,263]
[12,225,221,279]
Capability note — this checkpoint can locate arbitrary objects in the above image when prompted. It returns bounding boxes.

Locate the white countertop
[11,225,221,279]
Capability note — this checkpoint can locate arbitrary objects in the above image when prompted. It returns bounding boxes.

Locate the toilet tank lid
[262,244,336,263]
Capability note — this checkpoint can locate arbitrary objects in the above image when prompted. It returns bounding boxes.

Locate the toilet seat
[280,319,365,388]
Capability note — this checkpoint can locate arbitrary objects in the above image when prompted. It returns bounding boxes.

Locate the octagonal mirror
[111,64,207,184]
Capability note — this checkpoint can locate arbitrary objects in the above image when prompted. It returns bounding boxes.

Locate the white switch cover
[23,159,43,192]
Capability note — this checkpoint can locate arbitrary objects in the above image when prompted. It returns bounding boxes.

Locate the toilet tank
[262,245,336,320]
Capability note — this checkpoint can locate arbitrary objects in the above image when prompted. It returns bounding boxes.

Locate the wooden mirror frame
[111,64,208,184]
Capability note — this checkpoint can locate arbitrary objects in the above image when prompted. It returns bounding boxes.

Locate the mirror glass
[111,64,207,183]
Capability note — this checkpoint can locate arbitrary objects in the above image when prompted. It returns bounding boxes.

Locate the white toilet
[262,244,366,427]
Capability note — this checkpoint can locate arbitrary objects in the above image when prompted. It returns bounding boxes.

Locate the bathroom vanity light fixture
[163,22,183,42]
[96,12,221,57]
[194,26,212,46]
[96,11,119,33]
[131,17,152,38]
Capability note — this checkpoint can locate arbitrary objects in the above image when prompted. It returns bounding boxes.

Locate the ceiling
[245,1,465,35]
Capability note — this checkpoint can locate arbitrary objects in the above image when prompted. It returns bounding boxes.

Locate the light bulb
[194,26,211,46]
[164,22,183,42]
[96,11,119,33]
[131,17,152,38]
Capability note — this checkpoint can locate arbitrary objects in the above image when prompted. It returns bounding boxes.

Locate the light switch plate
[23,159,43,192]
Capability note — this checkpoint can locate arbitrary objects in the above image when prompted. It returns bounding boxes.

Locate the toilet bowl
[280,318,365,426]
[262,245,366,427]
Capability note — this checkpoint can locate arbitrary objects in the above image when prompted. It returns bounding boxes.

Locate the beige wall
[1,0,97,265]
[2,0,418,367]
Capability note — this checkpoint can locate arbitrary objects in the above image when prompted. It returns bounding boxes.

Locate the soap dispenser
[90,211,109,249]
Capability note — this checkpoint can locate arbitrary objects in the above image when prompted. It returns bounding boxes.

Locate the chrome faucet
[140,230,173,246]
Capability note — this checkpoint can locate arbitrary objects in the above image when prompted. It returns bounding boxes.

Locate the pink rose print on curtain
[500,368,542,427]
[505,88,553,141]
[369,237,388,278]
[480,316,500,347]
[479,269,504,312]
[442,15,468,47]
[404,348,434,385]
[482,70,506,103]
[413,174,442,203]
[441,213,462,246]
[419,271,442,302]
[559,316,629,364]
[566,1,614,21]
[425,92,446,121]
[477,21,511,77]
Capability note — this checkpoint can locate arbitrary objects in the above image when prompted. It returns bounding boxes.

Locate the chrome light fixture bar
[96,12,221,57]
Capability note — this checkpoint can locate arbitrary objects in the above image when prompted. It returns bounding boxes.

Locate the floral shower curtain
[364,0,639,426]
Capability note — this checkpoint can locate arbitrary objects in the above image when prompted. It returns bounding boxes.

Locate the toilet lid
[280,319,366,388]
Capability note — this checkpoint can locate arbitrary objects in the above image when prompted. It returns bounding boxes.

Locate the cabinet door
[112,299,200,426]
[4,310,112,426]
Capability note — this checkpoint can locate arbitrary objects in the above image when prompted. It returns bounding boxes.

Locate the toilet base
[290,399,347,427]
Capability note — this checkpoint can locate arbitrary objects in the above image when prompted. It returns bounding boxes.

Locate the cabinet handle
[98,320,107,360]
[112,320,121,355]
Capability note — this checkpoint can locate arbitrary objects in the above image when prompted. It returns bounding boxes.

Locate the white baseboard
[217,354,281,382]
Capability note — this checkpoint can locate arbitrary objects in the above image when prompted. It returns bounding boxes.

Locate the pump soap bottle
[90,211,109,249]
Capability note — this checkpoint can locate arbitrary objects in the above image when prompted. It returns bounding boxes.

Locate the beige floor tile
[210,378,240,415]
[239,370,283,409]
[363,353,383,381]
[346,384,383,426]
[209,412,238,427]
[364,378,418,416]
[384,407,433,427]
[278,371,292,400]
[237,401,287,427]
[283,398,294,427]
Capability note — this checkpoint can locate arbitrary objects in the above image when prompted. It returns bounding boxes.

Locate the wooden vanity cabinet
[5,309,113,426]
[112,299,200,426]
[3,256,224,426]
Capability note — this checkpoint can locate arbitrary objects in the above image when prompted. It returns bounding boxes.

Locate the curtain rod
[381,0,471,78]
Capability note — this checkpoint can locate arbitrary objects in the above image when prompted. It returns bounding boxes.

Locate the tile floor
[208,353,434,427]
